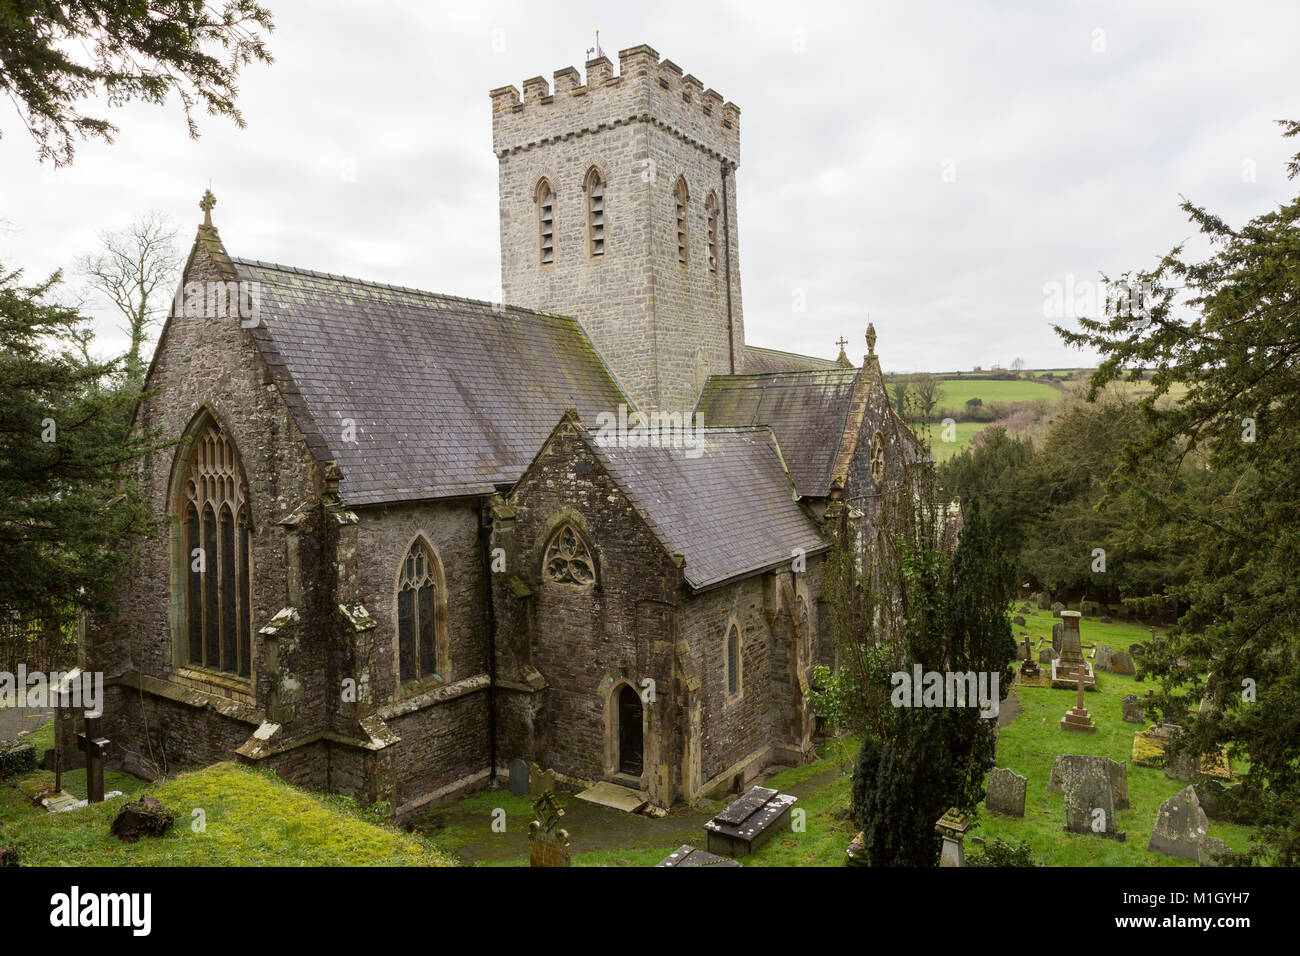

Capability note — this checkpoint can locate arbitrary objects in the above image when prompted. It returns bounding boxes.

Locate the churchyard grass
[971,608,1257,865]
[0,761,453,865]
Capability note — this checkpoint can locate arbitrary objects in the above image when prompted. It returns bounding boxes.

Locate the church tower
[491,44,745,412]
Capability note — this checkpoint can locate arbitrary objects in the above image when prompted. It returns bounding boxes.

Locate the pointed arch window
[537,179,555,264]
[797,594,810,660]
[726,623,741,697]
[397,540,441,683]
[586,168,605,256]
[544,522,596,587]
[177,418,252,676]
[674,177,689,264]
[705,191,718,272]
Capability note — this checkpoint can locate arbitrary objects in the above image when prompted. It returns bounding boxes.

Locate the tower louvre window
[538,179,555,264]
[706,192,718,272]
[674,177,689,265]
[587,169,605,257]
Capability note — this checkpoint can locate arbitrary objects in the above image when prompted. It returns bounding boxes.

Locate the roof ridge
[229,256,585,323]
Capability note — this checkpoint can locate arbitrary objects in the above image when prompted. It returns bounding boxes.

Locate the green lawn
[0,760,454,866]
[971,608,1256,865]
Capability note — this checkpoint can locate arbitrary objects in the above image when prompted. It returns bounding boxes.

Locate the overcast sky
[2,0,1296,372]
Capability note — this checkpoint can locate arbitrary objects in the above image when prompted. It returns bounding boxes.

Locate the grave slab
[656,844,742,867]
[575,781,648,814]
[704,786,797,857]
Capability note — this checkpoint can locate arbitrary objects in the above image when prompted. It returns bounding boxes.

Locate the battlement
[490,44,741,165]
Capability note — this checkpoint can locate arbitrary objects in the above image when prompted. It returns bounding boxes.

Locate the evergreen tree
[0,263,157,632]
[1056,120,1300,864]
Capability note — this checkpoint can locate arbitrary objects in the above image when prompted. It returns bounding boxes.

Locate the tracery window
[397,540,440,682]
[870,430,886,484]
[674,177,689,264]
[544,523,595,586]
[538,179,555,264]
[586,168,605,256]
[179,418,251,676]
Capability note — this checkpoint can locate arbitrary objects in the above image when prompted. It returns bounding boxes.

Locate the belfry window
[178,418,251,676]
[586,169,605,256]
[538,179,555,264]
[706,192,718,272]
[674,177,689,264]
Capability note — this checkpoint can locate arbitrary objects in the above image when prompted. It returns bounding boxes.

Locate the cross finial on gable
[199,189,217,227]
[835,336,848,351]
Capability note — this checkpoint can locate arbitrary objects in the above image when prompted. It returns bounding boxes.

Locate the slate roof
[586,425,829,591]
[744,344,845,374]
[694,370,860,498]
[229,258,628,505]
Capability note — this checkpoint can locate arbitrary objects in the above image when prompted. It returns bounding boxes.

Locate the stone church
[95,44,923,816]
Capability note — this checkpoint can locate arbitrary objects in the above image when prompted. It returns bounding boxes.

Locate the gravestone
[986,768,1027,817]
[1017,635,1033,661]
[1110,652,1135,676]
[1106,758,1129,810]
[1051,602,1065,617]
[1060,754,1124,839]
[1164,748,1204,783]
[1194,781,1230,821]
[1051,623,1063,652]
[1051,612,1095,689]
[1197,837,1236,867]
[1147,786,1209,861]
[1128,643,1145,658]
[528,762,556,799]
[1039,648,1057,665]
[1081,600,1101,617]
[1121,694,1145,724]
[1047,755,1066,794]
[528,790,572,867]
[1013,615,1026,627]
[1094,645,1115,672]
[508,758,529,796]
[1060,663,1095,733]
[1037,592,1051,610]
[936,808,970,866]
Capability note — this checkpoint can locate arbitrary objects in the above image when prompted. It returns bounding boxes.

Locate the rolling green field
[935,377,1063,414]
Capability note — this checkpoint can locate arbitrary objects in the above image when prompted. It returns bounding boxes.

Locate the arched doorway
[618,685,643,776]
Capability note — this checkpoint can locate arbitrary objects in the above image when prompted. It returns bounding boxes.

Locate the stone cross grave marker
[75,710,110,803]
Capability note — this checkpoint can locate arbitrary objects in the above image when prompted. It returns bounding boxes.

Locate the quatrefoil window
[544,523,596,586]
[870,430,886,483]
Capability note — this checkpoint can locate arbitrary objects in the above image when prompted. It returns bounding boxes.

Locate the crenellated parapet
[491,44,741,166]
